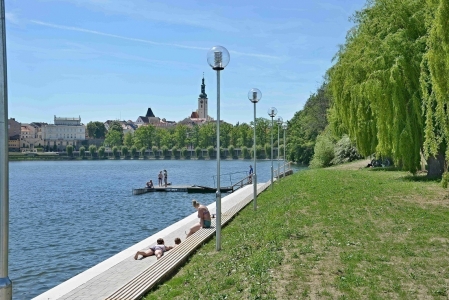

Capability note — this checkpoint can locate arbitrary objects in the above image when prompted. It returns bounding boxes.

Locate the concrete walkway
[34,180,272,300]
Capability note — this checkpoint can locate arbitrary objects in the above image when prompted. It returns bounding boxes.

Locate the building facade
[8,139,20,152]
[20,123,44,149]
[8,118,21,151]
[8,118,20,138]
[44,116,86,151]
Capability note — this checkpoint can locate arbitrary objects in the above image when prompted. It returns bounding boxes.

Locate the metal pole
[0,0,12,297]
[253,103,257,210]
[270,117,273,190]
[215,70,221,251]
[277,124,280,179]
[283,128,286,178]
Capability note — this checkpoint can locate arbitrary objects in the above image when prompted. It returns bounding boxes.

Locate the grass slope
[145,167,449,299]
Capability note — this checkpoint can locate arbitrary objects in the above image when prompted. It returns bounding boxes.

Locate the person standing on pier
[163,169,168,187]
[158,171,163,187]
[248,165,253,183]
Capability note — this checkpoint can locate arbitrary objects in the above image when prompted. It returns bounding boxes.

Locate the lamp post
[207,46,230,251]
[276,116,283,179]
[267,107,277,190]
[283,123,287,178]
[0,0,12,297]
[248,88,261,210]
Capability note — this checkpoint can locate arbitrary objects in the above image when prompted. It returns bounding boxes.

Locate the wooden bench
[105,184,269,300]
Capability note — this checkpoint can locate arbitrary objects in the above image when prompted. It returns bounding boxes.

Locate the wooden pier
[132,166,295,196]
[132,185,234,195]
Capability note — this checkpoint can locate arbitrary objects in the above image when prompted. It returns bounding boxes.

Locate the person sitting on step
[186,200,211,238]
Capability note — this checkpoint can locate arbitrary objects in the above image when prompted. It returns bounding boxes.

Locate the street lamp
[207,45,230,251]
[267,107,277,190]
[248,88,261,210]
[276,116,283,179]
[283,123,287,178]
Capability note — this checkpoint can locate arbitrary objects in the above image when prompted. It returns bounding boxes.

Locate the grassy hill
[145,163,448,299]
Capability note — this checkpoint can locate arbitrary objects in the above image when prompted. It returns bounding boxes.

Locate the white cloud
[30,20,282,60]
[5,12,20,24]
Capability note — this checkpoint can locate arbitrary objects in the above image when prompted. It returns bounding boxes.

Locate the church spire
[199,73,207,99]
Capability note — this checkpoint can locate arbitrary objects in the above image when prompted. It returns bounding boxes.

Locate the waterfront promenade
[34,180,272,299]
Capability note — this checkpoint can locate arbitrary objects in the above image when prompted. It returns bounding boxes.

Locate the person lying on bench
[134,238,167,260]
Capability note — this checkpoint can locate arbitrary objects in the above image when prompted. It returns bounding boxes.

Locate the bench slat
[106,184,269,299]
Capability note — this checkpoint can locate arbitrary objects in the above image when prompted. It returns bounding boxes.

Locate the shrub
[331,134,362,165]
[310,131,335,168]
[66,145,73,157]
[228,145,235,158]
[195,147,202,158]
[171,146,178,158]
[161,146,169,157]
[256,145,264,159]
[264,143,271,158]
[279,145,285,159]
[79,146,86,158]
[131,146,137,158]
[207,146,214,158]
[181,147,189,158]
[152,146,159,157]
[140,147,147,158]
[121,146,129,158]
[98,146,106,158]
[89,145,97,158]
[112,146,119,158]
[241,146,249,159]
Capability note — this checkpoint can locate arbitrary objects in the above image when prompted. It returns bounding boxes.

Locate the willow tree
[420,0,449,174]
[328,0,427,173]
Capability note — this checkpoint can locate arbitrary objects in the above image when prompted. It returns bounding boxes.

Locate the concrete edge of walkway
[34,180,273,300]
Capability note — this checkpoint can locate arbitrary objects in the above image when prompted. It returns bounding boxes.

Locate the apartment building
[44,116,86,151]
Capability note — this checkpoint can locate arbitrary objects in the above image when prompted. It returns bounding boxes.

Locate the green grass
[144,168,449,299]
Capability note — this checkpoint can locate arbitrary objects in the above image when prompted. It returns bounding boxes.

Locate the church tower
[198,74,208,119]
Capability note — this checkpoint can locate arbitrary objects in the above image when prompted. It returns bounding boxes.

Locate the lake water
[8,159,303,299]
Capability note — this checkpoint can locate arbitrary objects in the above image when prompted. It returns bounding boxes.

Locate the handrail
[229,175,252,192]
[274,161,292,178]
[212,171,248,187]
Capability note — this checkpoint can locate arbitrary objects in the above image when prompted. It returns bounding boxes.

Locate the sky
[5,0,367,126]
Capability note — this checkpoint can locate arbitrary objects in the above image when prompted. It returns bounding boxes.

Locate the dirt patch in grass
[385,187,449,209]
[327,159,371,170]
[272,239,345,299]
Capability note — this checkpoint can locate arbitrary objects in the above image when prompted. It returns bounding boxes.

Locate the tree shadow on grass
[400,174,441,183]
[368,166,401,172]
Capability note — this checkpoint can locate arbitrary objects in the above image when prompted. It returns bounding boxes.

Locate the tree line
[85,118,287,158]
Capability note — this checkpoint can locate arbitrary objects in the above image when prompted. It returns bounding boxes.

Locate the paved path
[34,181,270,300]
